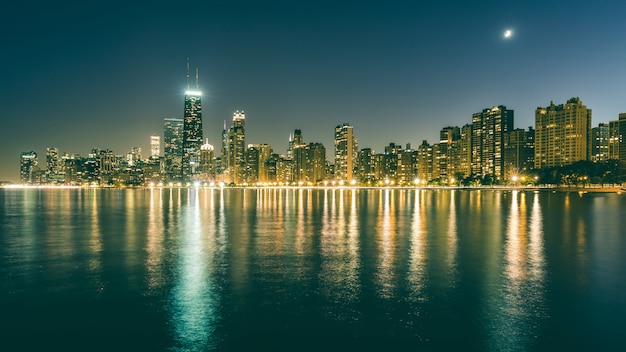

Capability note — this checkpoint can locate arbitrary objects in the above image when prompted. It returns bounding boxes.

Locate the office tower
[45,147,64,184]
[199,140,215,181]
[227,111,246,184]
[292,144,308,183]
[244,146,259,184]
[471,105,514,180]
[503,127,535,176]
[99,149,116,186]
[535,98,592,169]
[253,144,272,182]
[456,124,473,179]
[591,123,609,162]
[617,112,626,168]
[435,126,461,180]
[307,143,326,183]
[356,148,375,184]
[608,120,620,160]
[221,120,228,177]
[397,147,418,184]
[417,141,433,182]
[127,147,141,166]
[150,135,160,158]
[334,123,357,182]
[164,117,184,182]
[181,66,203,182]
[381,142,401,181]
[20,151,38,184]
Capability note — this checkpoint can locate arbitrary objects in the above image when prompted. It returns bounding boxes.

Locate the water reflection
[170,189,222,350]
[319,189,360,310]
[408,190,427,301]
[487,191,546,350]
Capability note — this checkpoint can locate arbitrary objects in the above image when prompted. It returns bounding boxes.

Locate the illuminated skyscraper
[471,105,513,179]
[617,112,626,168]
[591,123,609,162]
[45,147,64,184]
[535,98,591,169]
[227,111,246,184]
[164,117,184,182]
[20,151,38,184]
[150,135,160,158]
[334,123,357,182]
[181,65,203,181]
[608,120,620,160]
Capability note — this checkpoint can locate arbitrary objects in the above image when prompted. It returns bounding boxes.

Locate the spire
[186,58,190,90]
[195,67,199,90]
[223,120,227,130]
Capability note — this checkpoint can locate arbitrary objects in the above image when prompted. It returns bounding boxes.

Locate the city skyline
[2,1,626,182]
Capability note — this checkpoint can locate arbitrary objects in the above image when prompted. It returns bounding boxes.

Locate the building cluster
[18,88,626,187]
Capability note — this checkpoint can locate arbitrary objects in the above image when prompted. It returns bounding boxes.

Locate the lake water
[1,188,625,351]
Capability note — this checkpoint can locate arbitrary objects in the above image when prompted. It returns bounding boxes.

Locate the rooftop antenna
[186,58,190,90]
[195,67,199,90]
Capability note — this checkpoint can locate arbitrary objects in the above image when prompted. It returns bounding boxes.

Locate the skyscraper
[471,106,514,179]
[617,112,626,172]
[20,151,38,184]
[181,66,203,182]
[535,98,591,169]
[150,135,160,158]
[164,117,184,182]
[226,111,246,184]
[591,123,609,162]
[334,123,357,182]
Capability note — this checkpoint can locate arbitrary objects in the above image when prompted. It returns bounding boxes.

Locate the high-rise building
[471,106,513,179]
[164,117,184,182]
[181,66,203,182]
[199,140,215,181]
[307,143,326,183]
[356,148,376,184]
[591,123,609,162]
[503,127,535,177]
[417,141,433,182]
[535,98,592,169]
[227,111,246,184]
[608,120,620,160]
[45,147,64,184]
[334,123,357,182]
[150,135,160,158]
[619,113,626,171]
[20,151,38,184]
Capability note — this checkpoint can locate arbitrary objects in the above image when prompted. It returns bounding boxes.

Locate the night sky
[2,0,625,182]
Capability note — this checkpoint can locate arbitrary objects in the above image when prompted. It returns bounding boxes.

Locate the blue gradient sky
[1,0,625,182]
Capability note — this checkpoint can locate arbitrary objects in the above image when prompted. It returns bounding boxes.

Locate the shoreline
[1,184,624,193]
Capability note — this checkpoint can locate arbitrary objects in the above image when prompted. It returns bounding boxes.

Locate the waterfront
[1,188,625,351]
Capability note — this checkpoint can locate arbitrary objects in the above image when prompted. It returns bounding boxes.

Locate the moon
[504,29,513,39]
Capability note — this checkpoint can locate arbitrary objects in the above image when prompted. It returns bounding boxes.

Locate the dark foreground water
[1,188,625,351]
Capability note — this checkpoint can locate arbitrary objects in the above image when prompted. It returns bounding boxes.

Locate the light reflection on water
[1,188,625,350]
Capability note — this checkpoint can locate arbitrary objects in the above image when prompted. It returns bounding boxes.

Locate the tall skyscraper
[181,65,203,182]
[334,123,357,182]
[164,117,184,182]
[20,151,38,184]
[471,105,514,179]
[535,98,591,169]
[617,112,626,168]
[226,111,246,184]
[591,123,609,162]
[45,147,64,184]
[150,135,160,158]
[608,120,620,160]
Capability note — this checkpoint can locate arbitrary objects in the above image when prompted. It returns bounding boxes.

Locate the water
[1,188,625,351]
